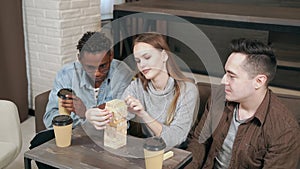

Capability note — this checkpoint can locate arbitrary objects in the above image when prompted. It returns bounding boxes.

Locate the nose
[221,74,228,85]
[138,59,146,68]
[94,69,102,77]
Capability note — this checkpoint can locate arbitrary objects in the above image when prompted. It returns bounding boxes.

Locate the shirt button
[221,133,225,139]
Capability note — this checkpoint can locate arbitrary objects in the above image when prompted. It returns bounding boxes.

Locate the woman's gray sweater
[122,77,199,147]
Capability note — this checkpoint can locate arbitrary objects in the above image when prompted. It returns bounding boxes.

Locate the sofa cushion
[0,142,18,168]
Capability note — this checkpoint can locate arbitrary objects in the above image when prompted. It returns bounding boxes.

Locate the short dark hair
[77,31,112,58]
[230,38,277,85]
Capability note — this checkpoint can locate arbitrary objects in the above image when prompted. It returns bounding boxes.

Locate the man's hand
[85,108,112,130]
[61,95,86,118]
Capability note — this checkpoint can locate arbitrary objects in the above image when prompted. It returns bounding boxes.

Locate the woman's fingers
[125,96,139,109]
[133,105,142,111]
[124,96,146,117]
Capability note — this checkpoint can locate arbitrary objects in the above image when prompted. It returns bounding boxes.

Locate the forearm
[186,138,208,169]
[141,112,163,137]
[44,75,66,129]
[186,98,213,169]
[43,108,58,129]
[185,120,211,169]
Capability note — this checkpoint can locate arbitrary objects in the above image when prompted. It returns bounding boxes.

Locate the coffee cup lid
[52,115,73,126]
[143,137,166,151]
[57,88,75,99]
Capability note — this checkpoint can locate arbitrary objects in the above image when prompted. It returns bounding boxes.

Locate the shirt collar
[251,89,271,125]
[225,89,271,125]
[148,77,175,96]
[105,60,115,83]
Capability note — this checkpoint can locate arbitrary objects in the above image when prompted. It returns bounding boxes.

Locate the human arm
[125,82,200,147]
[43,73,66,129]
[185,84,226,169]
[61,94,86,118]
[43,64,85,128]
[124,95,163,136]
[185,97,213,169]
[85,107,112,130]
[158,82,199,147]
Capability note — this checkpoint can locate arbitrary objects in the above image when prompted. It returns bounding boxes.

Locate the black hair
[230,38,277,85]
[77,31,112,58]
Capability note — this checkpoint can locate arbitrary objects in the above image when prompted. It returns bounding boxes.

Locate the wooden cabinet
[113,0,300,90]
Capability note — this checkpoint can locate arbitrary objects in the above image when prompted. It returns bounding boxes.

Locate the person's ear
[108,50,114,61]
[254,74,267,89]
[77,52,82,61]
[161,50,168,62]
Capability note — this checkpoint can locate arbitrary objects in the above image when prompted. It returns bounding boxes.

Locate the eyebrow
[226,70,238,76]
[134,52,148,59]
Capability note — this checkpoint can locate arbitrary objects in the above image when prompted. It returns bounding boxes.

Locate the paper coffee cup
[143,137,166,169]
[57,88,75,115]
[52,115,73,147]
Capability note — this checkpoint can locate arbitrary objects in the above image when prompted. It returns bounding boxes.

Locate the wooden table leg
[24,157,32,169]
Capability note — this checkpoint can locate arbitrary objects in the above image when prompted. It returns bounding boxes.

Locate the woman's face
[133,42,167,81]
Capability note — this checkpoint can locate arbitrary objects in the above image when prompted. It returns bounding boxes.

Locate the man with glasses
[43,31,135,129]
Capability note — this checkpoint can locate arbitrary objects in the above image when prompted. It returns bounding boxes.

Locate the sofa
[34,90,50,133]
[34,82,300,133]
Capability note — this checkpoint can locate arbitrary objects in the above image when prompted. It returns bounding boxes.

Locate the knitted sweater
[122,77,199,147]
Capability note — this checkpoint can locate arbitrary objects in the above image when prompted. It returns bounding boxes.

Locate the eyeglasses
[83,62,110,74]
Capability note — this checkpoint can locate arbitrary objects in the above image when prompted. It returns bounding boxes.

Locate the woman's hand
[125,95,163,136]
[124,95,147,118]
[85,108,112,130]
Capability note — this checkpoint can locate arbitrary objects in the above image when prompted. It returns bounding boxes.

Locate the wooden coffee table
[24,124,192,169]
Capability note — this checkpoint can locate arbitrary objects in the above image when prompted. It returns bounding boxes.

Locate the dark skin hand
[60,94,87,118]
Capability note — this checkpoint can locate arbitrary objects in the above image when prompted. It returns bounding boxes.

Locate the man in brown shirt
[186,38,300,169]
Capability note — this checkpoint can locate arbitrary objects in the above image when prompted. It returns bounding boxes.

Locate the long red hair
[134,32,193,125]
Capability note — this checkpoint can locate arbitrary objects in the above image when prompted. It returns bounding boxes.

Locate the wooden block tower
[104,99,127,149]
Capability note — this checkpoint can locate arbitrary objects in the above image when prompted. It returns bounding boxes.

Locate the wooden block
[104,99,127,149]
[163,151,174,161]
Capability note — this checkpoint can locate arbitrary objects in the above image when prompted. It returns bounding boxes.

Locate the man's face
[221,52,256,103]
[79,51,112,86]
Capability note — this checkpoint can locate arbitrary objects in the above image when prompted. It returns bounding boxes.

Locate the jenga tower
[104,99,127,149]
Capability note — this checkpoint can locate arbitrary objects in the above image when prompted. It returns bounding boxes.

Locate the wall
[23,0,101,108]
[168,23,300,90]
[168,23,268,76]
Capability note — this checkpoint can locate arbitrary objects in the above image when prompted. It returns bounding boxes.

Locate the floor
[6,116,38,169]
